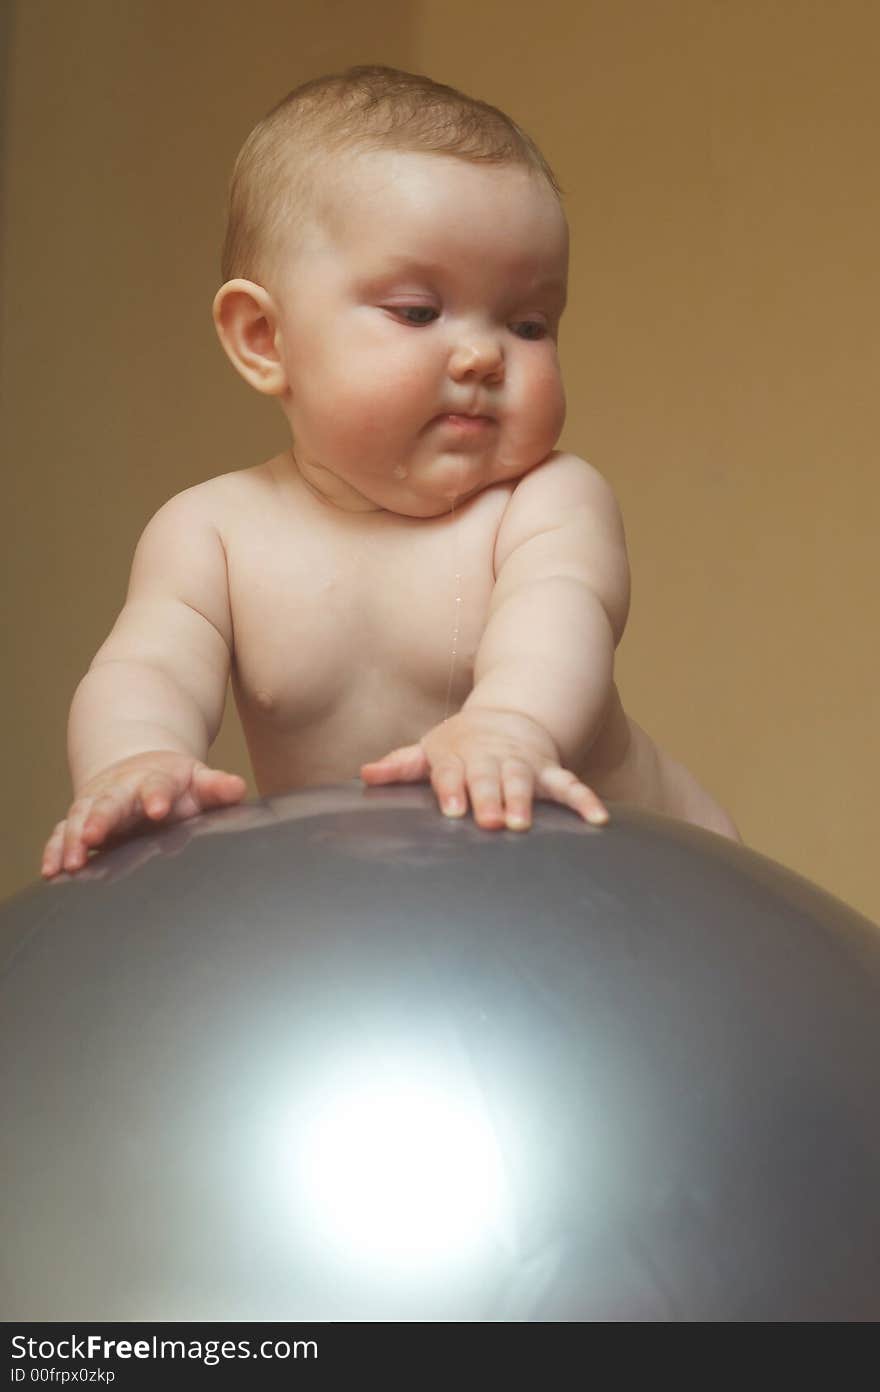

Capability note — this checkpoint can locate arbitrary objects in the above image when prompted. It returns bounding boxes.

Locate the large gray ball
[2,784,879,1320]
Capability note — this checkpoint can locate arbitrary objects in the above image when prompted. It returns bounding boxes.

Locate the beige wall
[3,1,878,922]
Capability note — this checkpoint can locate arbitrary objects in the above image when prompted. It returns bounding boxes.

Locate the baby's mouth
[432,413,496,431]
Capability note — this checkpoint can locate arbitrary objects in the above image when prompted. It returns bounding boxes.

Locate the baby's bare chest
[223,486,508,728]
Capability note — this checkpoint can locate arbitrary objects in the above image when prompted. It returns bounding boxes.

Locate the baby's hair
[220,64,563,284]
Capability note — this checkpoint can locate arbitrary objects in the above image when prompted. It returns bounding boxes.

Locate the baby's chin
[295,445,549,517]
[387,450,536,517]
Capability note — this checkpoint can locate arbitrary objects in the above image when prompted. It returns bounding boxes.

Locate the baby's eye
[387,306,440,326]
[512,321,548,341]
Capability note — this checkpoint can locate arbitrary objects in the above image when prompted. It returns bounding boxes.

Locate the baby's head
[214,67,570,516]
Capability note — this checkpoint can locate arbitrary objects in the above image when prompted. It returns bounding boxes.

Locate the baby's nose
[447,334,505,383]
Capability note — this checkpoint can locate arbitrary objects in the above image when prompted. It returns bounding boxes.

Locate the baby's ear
[212,279,288,396]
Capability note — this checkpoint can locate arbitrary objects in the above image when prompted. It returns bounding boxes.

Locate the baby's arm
[42,491,246,877]
[466,451,629,771]
[362,452,628,828]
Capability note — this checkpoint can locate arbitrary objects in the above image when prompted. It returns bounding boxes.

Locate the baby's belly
[234,665,474,795]
[229,615,481,801]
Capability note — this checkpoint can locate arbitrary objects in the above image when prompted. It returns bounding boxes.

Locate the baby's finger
[500,758,535,831]
[81,789,134,846]
[137,772,180,821]
[361,744,429,785]
[61,797,98,873]
[538,766,609,825]
[41,820,68,879]
[430,755,468,819]
[465,760,506,830]
[192,767,248,809]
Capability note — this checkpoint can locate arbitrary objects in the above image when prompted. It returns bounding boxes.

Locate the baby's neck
[289,449,383,513]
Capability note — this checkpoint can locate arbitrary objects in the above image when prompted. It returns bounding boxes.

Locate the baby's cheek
[344,351,423,426]
[519,364,566,452]
[331,391,404,460]
[538,358,566,428]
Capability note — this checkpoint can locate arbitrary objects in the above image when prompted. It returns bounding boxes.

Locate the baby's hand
[41,751,247,878]
[361,708,609,832]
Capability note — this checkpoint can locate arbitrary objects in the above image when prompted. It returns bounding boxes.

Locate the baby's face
[272,150,569,515]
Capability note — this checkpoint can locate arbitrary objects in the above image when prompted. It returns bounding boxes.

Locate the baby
[42,66,739,878]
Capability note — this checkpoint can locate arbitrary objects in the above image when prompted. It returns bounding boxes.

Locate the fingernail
[588,809,609,825]
[507,814,530,830]
[444,799,465,817]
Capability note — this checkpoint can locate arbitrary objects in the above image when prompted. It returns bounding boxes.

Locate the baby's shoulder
[513,450,620,511]
[146,456,283,534]
[498,452,624,554]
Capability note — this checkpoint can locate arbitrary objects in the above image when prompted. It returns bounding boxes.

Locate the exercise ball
[2,784,879,1321]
